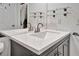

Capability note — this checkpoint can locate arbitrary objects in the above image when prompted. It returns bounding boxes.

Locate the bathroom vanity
[0,29,70,56]
[11,35,70,56]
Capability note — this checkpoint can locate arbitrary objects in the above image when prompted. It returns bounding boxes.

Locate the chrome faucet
[35,23,43,33]
[28,23,33,31]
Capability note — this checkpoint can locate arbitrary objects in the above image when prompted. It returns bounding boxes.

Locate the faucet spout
[35,23,43,33]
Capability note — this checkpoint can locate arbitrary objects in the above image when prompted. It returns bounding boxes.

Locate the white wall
[47,3,79,33]
[0,3,24,30]
[28,3,79,33]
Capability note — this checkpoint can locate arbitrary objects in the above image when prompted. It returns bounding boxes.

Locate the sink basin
[30,31,47,39]
[30,31,60,39]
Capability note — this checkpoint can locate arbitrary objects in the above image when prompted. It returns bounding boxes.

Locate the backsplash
[28,3,79,33]
[28,3,47,30]
[29,11,46,29]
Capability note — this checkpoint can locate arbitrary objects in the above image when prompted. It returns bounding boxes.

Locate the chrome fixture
[73,32,79,36]
[28,23,33,31]
[35,23,43,33]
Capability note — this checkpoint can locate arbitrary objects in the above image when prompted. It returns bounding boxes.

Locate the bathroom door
[0,3,18,30]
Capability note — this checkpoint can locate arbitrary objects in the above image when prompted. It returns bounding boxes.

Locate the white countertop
[0,29,70,55]
[0,28,28,36]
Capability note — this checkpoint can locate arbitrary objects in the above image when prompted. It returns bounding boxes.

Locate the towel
[0,37,10,56]
[70,35,79,56]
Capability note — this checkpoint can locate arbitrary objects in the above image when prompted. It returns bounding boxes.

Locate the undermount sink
[30,30,60,39]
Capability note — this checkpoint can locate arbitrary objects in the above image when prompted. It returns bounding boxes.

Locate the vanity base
[11,34,70,56]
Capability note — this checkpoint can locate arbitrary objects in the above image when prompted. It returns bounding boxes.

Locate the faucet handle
[27,23,33,31]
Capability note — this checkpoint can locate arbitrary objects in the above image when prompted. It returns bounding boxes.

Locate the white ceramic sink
[30,31,60,39]
[9,29,70,55]
[30,31,47,39]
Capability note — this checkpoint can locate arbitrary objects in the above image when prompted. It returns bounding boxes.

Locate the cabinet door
[58,43,64,56]
[63,39,69,56]
[58,39,69,56]
[11,40,37,56]
[46,48,58,56]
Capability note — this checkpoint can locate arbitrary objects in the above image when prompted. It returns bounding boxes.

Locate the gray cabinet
[56,39,69,56]
[11,34,70,56]
[11,40,37,56]
[45,37,70,56]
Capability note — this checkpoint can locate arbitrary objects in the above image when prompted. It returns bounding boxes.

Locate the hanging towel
[0,37,10,56]
[70,35,79,56]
